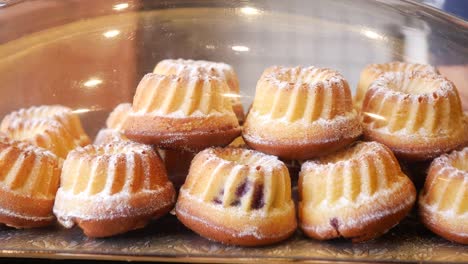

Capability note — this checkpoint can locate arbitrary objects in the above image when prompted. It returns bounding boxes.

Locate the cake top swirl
[0,135,57,160]
[369,71,456,97]
[302,141,393,170]
[67,140,154,160]
[432,147,468,176]
[203,147,285,171]
[260,66,347,90]
[131,72,233,116]
[364,62,438,76]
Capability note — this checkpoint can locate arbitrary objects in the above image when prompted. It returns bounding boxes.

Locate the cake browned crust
[355,62,438,109]
[299,141,416,242]
[243,66,361,160]
[176,147,297,246]
[419,147,468,244]
[53,141,176,237]
[0,137,60,228]
[362,71,468,161]
[0,105,90,158]
[123,73,241,151]
[154,59,245,123]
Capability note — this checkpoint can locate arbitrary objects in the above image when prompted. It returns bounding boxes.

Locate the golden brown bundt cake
[2,119,81,159]
[362,71,467,161]
[299,141,416,242]
[419,147,468,244]
[176,147,297,246]
[123,73,241,151]
[243,66,361,160]
[1,105,90,158]
[53,141,176,237]
[0,136,60,228]
[154,58,244,123]
[355,62,438,109]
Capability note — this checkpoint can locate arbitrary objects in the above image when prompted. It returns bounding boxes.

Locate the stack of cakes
[0,59,465,246]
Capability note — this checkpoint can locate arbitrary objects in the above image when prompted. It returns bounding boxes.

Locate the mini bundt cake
[2,119,81,159]
[53,141,176,237]
[154,58,245,123]
[243,66,362,160]
[1,105,90,147]
[355,62,438,109]
[1,105,90,158]
[94,103,131,145]
[176,147,297,246]
[299,141,416,242]
[362,71,467,161]
[0,136,60,228]
[419,147,468,244]
[123,73,241,151]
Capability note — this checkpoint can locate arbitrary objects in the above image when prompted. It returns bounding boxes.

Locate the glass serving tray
[0,0,467,262]
[0,213,467,263]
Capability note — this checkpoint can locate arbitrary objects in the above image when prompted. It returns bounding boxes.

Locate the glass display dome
[0,0,466,262]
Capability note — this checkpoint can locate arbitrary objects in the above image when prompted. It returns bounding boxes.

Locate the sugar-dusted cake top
[181,147,292,212]
[131,73,235,117]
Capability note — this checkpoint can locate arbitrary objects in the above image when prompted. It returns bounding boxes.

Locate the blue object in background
[443,0,468,20]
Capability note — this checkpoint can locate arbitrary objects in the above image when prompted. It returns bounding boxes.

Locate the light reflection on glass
[113,3,129,11]
[240,6,260,15]
[361,29,384,40]
[222,93,242,98]
[363,112,386,121]
[83,78,103,88]
[103,29,120,38]
[231,45,250,52]
[205,44,216,49]
[73,108,93,114]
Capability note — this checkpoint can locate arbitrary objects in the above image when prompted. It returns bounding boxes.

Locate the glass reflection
[83,78,103,88]
[240,6,260,16]
[113,3,129,11]
[361,29,384,40]
[231,45,249,52]
[363,112,386,121]
[103,29,120,38]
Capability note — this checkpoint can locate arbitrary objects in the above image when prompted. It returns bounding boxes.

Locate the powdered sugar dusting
[299,140,416,238]
[132,73,235,118]
[93,128,127,145]
[370,71,454,99]
[432,147,468,175]
[419,147,468,221]
[302,187,415,236]
[132,109,233,118]
[245,110,361,144]
[420,200,468,220]
[54,140,175,228]
[0,136,57,160]
[203,147,285,172]
[302,141,384,170]
[262,65,347,91]
[176,205,295,240]
[366,62,437,76]
[155,59,234,78]
[54,182,174,224]
[0,206,54,223]
[0,105,72,130]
